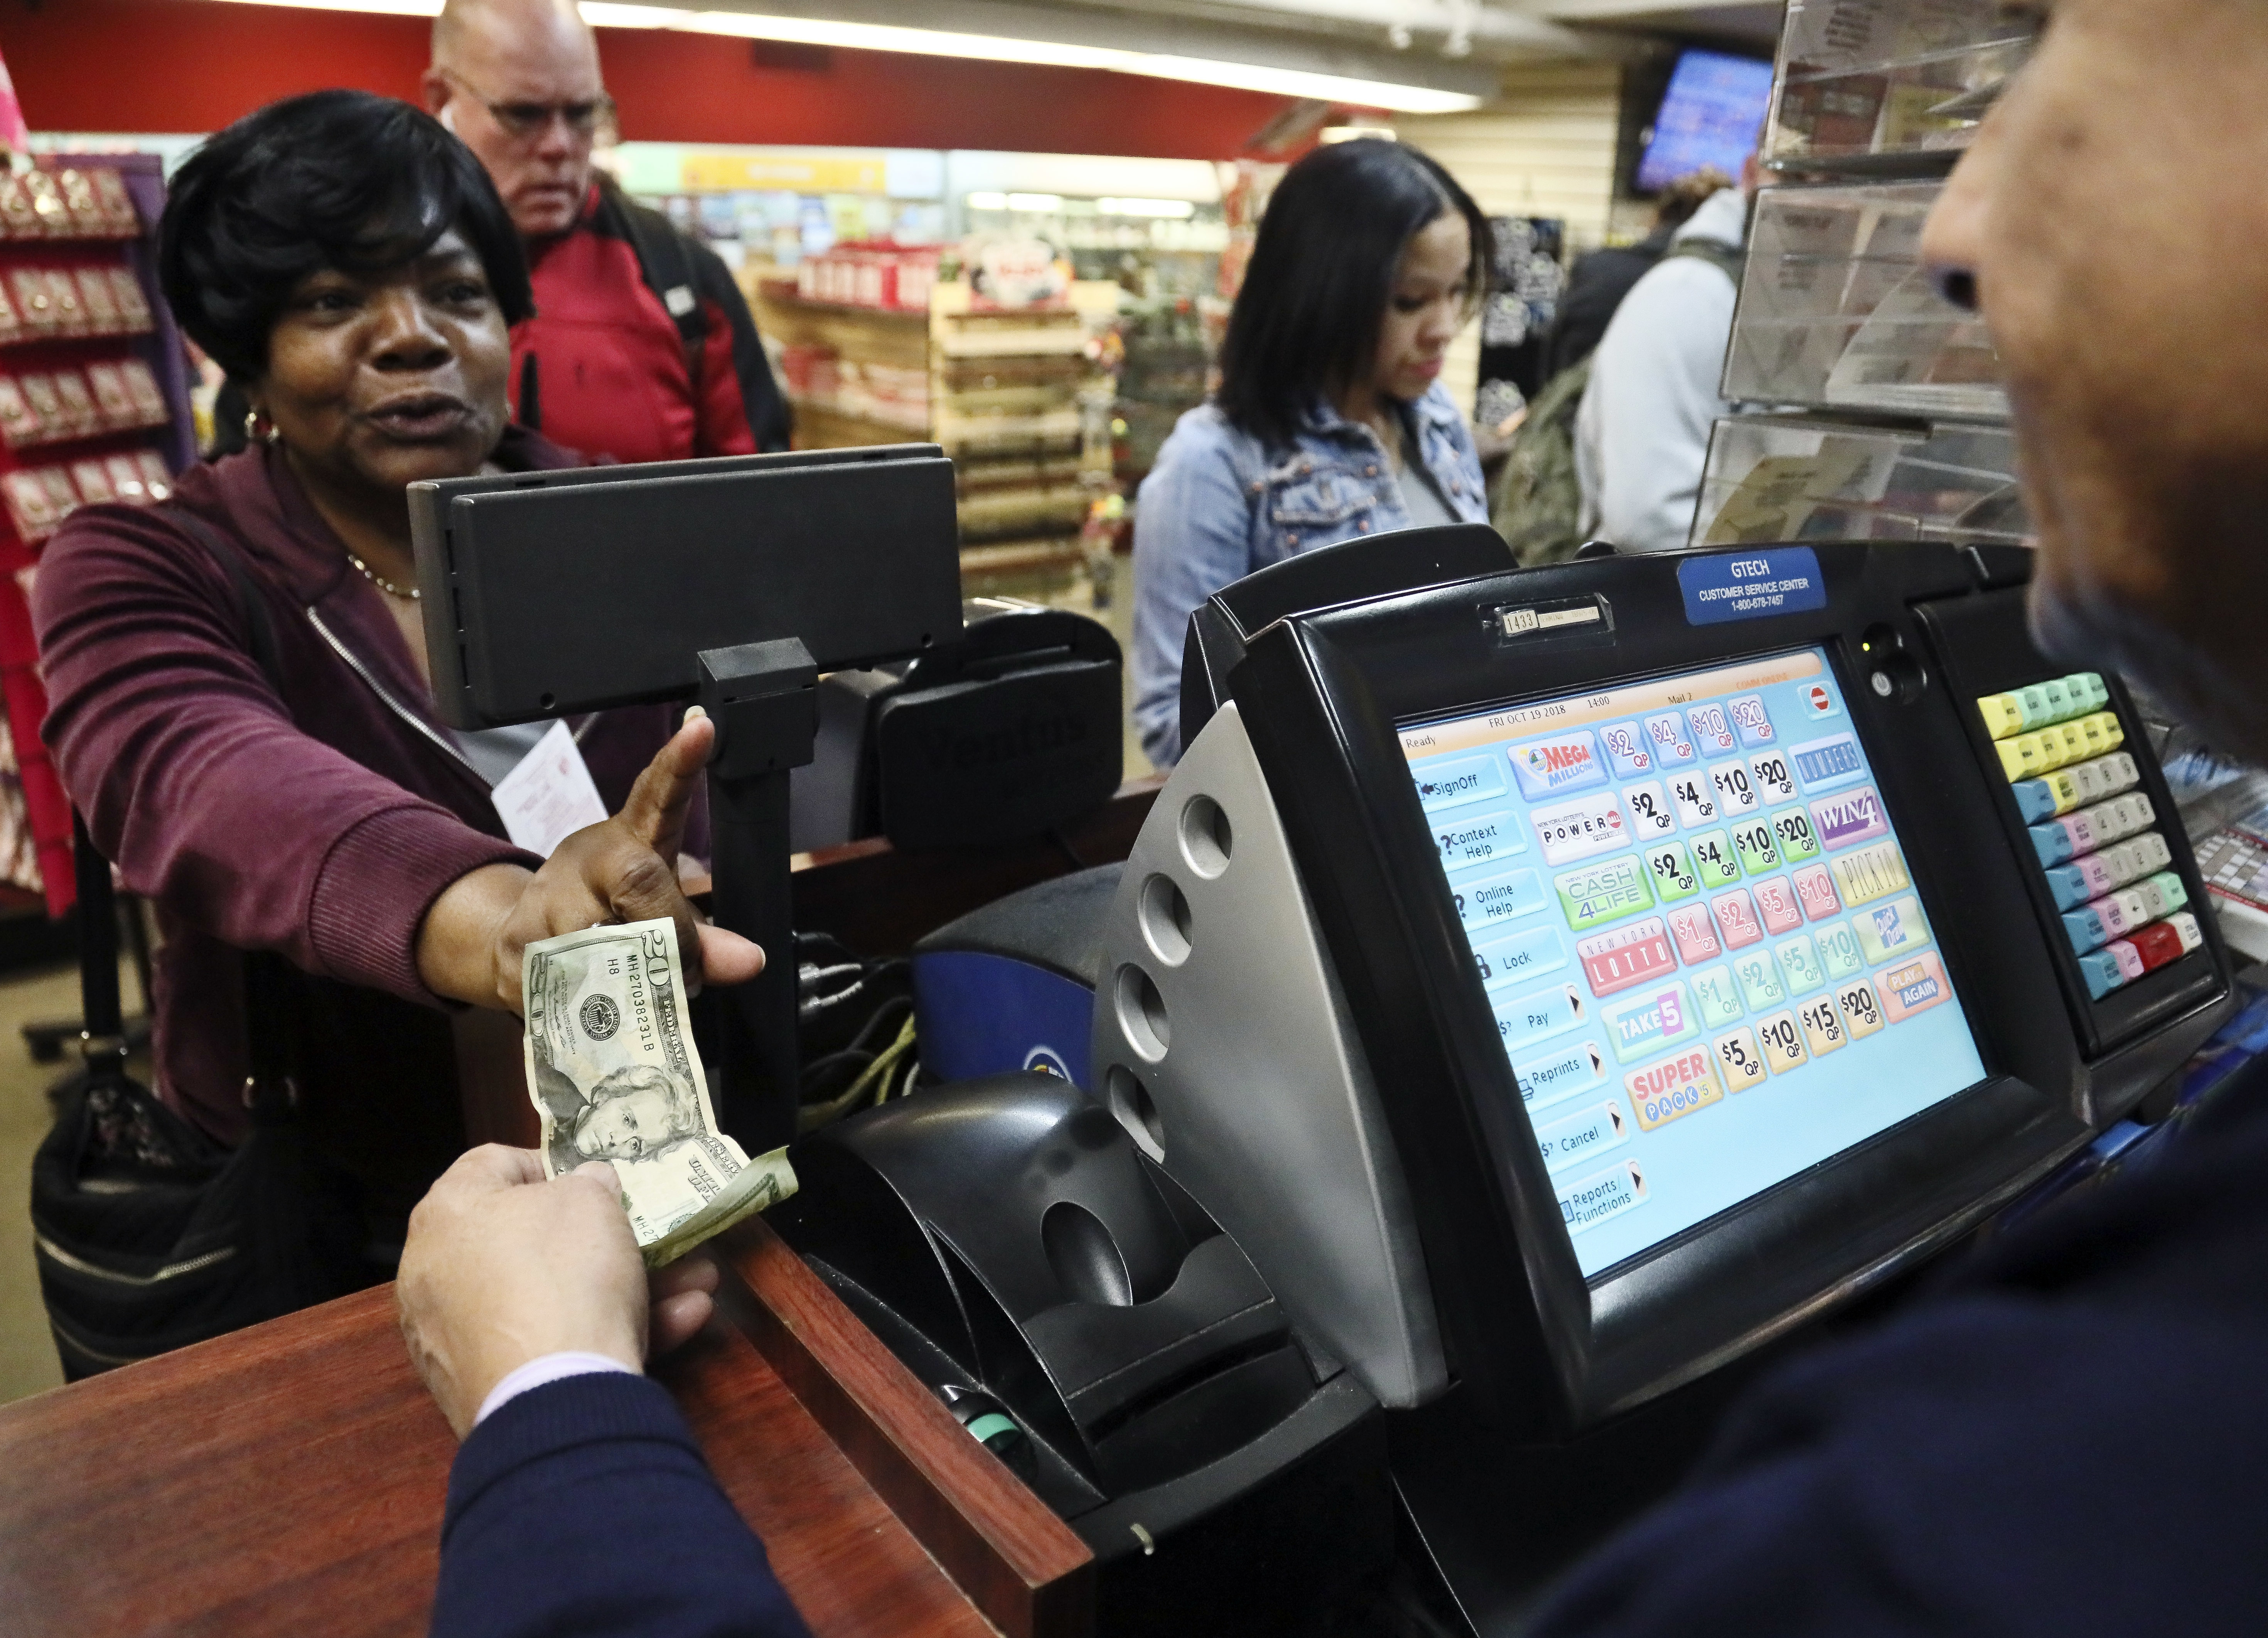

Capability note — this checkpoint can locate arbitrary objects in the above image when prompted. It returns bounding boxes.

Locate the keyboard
[1977,672,2205,999]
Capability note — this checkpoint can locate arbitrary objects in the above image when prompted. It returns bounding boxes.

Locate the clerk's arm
[401,1147,811,1638]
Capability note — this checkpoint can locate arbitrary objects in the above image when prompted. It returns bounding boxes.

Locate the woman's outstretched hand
[416,708,766,1013]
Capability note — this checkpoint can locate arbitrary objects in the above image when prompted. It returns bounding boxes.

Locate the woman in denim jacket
[1131,140,1497,766]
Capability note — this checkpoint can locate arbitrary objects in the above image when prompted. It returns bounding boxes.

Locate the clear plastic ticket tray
[1722,182,2006,420]
[1690,414,2027,548]
[1765,0,2035,170]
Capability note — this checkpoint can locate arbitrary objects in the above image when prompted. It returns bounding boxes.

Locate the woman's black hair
[1216,138,1492,448]
[158,89,534,384]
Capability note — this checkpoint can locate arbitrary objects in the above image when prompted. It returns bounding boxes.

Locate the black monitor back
[1179,524,1513,753]
[408,445,962,729]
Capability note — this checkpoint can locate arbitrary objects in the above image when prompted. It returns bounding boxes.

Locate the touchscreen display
[1399,647,1987,1277]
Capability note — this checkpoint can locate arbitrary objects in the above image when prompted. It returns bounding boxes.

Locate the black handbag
[29,511,372,1378]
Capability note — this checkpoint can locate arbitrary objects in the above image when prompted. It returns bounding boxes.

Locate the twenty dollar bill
[523,917,796,1266]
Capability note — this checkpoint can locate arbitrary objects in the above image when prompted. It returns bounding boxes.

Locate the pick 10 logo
[1509,731,1607,799]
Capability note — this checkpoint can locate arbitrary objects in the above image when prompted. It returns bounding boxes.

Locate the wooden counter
[0,1214,1091,1638]
[0,780,1169,1636]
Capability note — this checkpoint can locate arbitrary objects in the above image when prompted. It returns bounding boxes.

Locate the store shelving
[751,275,1119,600]
[0,153,196,913]
[1690,0,2032,551]
[1691,416,2024,548]
[1764,0,2035,175]
[1721,181,2003,421]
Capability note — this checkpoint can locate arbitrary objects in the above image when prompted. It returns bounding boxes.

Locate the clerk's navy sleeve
[1529,1057,2268,1638]
[434,1372,811,1638]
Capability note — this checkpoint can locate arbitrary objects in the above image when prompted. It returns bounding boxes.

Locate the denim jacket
[1131,382,1489,766]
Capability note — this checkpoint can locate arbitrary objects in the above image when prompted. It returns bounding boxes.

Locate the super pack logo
[1509,731,1607,799]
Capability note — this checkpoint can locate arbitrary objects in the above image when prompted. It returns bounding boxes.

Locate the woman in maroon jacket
[31,91,760,1252]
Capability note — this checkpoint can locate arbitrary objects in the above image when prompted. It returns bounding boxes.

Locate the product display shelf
[1692,415,2024,549]
[753,278,1119,600]
[1692,0,2030,551]
[0,154,196,915]
[1722,181,2003,421]
[1764,0,2035,175]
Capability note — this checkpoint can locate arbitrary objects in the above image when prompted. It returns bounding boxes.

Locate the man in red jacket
[424,0,789,463]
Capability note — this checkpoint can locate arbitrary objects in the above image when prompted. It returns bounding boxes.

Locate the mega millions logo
[1511,732,1607,799]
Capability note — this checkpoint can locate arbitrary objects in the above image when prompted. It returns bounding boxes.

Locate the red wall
[0,0,1292,157]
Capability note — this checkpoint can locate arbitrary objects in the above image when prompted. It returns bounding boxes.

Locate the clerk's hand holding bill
[397,1144,720,1440]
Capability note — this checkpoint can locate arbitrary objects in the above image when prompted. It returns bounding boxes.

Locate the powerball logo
[1510,732,1607,799]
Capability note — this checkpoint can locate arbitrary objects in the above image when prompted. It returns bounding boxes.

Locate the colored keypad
[2012,751,2142,824]
[1976,671,2111,740]
[1982,671,2199,1003]
[1991,712,2125,782]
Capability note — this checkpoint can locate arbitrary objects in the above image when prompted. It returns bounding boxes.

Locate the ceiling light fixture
[198,0,1485,113]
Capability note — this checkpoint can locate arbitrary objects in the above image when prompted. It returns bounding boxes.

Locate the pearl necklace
[347,552,419,600]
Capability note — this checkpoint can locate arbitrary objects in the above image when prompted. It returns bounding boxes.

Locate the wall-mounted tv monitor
[1636,48,1774,192]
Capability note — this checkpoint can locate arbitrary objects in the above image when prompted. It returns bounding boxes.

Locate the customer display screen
[1636,48,1774,192]
[1399,648,1988,1277]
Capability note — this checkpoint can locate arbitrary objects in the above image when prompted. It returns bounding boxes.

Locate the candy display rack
[0,153,196,913]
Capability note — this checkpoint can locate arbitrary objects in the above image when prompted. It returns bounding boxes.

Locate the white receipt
[491,718,608,858]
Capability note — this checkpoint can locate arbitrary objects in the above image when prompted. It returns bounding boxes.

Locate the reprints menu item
[1401,647,1988,1277]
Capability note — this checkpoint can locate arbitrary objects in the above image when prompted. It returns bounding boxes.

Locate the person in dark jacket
[396,6,2268,1633]
[33,91,760,1253]
[425,0,790,462]
[1539,167,1732,381]
[400,1145,809,1638]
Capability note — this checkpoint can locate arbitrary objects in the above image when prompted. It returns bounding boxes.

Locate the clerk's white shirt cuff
[474,1352,638,1426]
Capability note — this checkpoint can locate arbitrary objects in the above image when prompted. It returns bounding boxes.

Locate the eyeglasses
[440,70,615,143]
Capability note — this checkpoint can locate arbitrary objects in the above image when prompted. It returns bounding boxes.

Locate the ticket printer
[790,539,2236,1633]
[789,598,1123,853]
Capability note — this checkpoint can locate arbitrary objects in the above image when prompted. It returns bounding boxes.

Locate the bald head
[433,0,595,76]
[424,0,606,241]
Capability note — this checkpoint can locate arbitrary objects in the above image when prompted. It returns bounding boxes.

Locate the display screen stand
[698,638,818,1150]
[407,446,965,1151]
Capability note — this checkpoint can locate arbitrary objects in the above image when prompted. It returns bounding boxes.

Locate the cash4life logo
[1510,731,1607,799]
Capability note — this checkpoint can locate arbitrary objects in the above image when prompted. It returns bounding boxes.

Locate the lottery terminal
[751,522,2239,1636]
